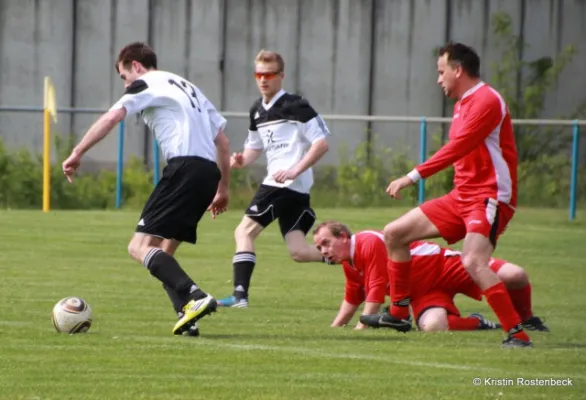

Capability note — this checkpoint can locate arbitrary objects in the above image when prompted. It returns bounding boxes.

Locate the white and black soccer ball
[51,297,93,334]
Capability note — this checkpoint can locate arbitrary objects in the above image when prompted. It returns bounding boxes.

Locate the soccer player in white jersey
[62,42,230,336]
[218,49,331,308]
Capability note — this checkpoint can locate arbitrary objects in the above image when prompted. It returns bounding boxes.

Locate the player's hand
[62,152,82,183]
[272,169,298,183]
[230,152,244,169]
[385,175,415,199]
[207,187,229,219]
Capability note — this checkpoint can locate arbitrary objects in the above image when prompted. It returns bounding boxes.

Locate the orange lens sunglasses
[254,71,280,80]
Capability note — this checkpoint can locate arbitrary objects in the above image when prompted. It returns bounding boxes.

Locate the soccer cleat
[172,294,217,335]
[184,323,200,337]
[359,313,412,333]
[217,295,249,308]
[502,334,533,348]
[522,316,550,332]
[470,313,502,330]
[176,312,200,337]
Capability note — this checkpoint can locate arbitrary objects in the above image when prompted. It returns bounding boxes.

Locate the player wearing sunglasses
[218,49,332,308]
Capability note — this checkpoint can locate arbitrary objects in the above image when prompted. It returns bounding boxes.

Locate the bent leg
[128,232,207,303]
[384,195,458,320]
[496,262,533,322]
[284,230,324,262]
[461,234,530,342]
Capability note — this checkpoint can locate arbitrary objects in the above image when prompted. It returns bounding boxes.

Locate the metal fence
[0,106,584,220]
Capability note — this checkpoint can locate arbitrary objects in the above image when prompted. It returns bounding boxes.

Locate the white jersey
[110,70,226,163]
[244,90,330,194]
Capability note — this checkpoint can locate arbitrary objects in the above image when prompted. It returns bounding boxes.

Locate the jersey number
[168,79,201,112]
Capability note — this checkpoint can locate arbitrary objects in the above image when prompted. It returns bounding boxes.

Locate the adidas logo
[249,205,258,212]
[137,219,145,226]
[254,112,260,119]
[235,285,245,292]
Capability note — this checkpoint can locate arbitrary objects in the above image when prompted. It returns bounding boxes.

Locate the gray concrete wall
[0,0,585,166]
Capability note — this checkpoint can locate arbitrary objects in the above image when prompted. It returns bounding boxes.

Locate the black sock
[163,283,186,317]
[143,248,207,301]
[232,251,256,300]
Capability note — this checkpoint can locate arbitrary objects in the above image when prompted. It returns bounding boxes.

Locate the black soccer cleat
[184,323,200,337]
[470,313,502,330]
[522,316,550,332]
[359,313,412,333]
[502,334,533,348]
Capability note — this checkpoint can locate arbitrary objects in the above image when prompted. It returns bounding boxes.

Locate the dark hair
[115,42,157,72]
[438,42,480,78]
[312,221,353,238]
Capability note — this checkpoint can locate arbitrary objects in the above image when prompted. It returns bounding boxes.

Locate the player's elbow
[105,108,126,126]
[214,130,230,151]
[311,138,329,155]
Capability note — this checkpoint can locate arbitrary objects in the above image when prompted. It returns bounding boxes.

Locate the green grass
[0,208,585,400]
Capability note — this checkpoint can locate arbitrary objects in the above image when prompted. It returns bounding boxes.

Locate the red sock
[447,315,480,331]
[387,259,411,319]
[507,284,533,322]
[484,282,530,342]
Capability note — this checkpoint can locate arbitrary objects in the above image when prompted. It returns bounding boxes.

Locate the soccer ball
[51,297,93,334]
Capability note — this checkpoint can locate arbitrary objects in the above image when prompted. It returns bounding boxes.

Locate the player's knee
[127,240,142,263]
[234,222,251,242]
[235,219,261,242]
[383,222,407,248]
[419,316,448,332]
[289,249,305,263]
[498,263,529,289]
[461,252,484,273]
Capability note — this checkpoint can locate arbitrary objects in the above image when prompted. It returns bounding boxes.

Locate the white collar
[262,89,286,110]
[461,81,485,100]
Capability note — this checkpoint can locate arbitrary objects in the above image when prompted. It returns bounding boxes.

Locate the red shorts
[411,256,507,324]
[420,191,515,247]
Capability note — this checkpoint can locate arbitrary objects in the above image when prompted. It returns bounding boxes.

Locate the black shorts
[245,184,316,237]
[136,156,220,244]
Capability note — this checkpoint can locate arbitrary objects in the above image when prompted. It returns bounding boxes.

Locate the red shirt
[342,234,458,305]
[413,83,518,206]
[342,231,388,305]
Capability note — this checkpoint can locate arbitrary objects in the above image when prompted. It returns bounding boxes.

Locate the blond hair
[313,221,353,238]
[255,49,285,72]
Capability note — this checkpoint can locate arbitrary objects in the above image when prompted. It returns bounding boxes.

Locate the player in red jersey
[312,221,548,333]
[372,42,530,347]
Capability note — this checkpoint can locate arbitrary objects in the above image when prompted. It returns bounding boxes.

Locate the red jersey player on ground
[312,221,548,333]
[369,42,532,347]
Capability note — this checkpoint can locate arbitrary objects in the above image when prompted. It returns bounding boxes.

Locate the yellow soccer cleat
[172,294,217,335]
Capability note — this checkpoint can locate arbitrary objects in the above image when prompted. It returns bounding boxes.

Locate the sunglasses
[254,71,280,80]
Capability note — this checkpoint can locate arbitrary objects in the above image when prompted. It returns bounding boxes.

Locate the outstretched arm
[72,108,127,156]
[331,300,359,327]
[62,108,127,182]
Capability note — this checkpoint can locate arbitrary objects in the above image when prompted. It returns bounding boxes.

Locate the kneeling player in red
[312,221,548,335]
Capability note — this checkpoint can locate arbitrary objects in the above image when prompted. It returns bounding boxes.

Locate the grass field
[0,208,585,400]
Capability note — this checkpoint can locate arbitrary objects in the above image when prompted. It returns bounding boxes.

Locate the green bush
[0,136,583,210]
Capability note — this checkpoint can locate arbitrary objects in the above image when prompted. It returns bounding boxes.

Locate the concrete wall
[0,0,585,166]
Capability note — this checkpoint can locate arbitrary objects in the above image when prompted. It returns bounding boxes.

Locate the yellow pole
[42,108,51,212]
